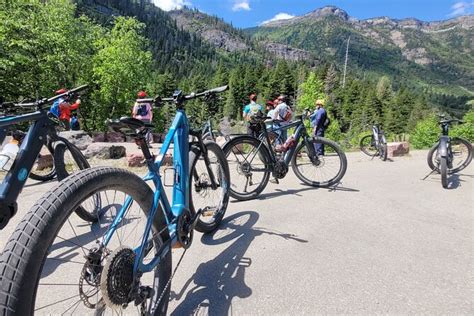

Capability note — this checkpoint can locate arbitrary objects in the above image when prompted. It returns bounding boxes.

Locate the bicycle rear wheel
[29,144,56,181]
[292,137,347,187]
[222,135,271,201]
[54,141,99,222]
[360,134,377,156]
[0,167,172,315]
[427,138,472,174]
[190,141,230,233]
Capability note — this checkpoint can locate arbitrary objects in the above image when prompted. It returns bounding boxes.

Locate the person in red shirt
[54,88,81,130]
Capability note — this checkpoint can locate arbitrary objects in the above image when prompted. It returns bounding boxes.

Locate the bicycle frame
[259,119,315,166]
[102,109,190,274]
[0,111,53,228]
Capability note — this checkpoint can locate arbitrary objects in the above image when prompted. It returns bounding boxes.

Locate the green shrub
[410,116,439,149]
[451,111,474,141]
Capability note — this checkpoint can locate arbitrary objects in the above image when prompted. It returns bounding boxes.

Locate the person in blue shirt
[309,99,327,155]
[243,93,262,135]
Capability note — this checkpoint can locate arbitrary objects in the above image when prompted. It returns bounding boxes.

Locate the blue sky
[153,0,474,28]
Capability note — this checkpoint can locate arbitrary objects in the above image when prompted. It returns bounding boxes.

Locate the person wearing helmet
[132,90,153,145]
[50,88,81,130]
[310,99,327,155]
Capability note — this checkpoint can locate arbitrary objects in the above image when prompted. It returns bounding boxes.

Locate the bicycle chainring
[177,208,194,249]
[272,160,288,179]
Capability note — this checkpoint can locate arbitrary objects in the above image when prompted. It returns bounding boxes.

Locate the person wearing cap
[132,90,153,145]
[242,93,262,135]
[310,99,327,155]
[50,88,81,130]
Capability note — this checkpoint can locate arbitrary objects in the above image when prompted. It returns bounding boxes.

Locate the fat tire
[380,143,388,161]
[292,137,347,188]
[440,156,448,189]
[189,141,230,233]
[360,135,376,156]
[53,141,98,222]
[0,167,172,315]
[427,138,472,174]
[28,144,56,181]
[222,135,271,201]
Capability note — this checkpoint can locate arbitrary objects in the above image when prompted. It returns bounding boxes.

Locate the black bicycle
[426,117,472,188]
[223,111,347,200]
[360,124,388,161]
[0,85,99,229]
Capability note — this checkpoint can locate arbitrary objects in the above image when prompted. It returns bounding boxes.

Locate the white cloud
[152,0,191,11]
[261,13,295,25]
[448,1,474,16]
[232,0,251,12]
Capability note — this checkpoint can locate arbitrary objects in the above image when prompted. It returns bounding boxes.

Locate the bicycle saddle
[108,117,154,132]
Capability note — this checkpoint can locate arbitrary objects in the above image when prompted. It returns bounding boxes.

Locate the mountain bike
[0,86,230,315]
[360,124,388,161]
[223,111,347,201]
[426,117,472,188]
[0,85,98,229]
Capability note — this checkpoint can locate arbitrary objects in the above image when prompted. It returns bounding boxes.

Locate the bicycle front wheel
[427,138,472,174]
[222,135,272,201]
[190,141,230,233]
[292,137,347,187]
[379,143,388,161]
[440,156,448,188]
[0,167,172,315]
[29,144,56,181]
[360,134,377,156]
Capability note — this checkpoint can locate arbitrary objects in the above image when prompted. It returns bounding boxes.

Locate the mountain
[245,6,474,96]
[168,8,315,62]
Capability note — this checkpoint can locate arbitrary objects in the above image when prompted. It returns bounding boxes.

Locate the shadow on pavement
[170,211,307,315]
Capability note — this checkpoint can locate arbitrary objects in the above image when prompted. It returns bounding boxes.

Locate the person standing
[272,95,292,142]
[50,88,81,130]
[242,93,262,135]
[310,99,327,155]
[132,90,153,145]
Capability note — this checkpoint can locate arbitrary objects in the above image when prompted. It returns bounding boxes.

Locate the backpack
[279,104,293,122]
[50,99,62,118]
[70,116,80,130]
[136,103,149,117]
[323,116,331,128]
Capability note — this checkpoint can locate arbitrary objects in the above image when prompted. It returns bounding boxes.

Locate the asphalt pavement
[1,149,472,314]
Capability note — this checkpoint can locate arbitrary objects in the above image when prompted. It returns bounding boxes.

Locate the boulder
[35,154,53,170]
[59,130,93,150]
[387,142,410,157]
[127,152,173,167]
[83,143,126,159]
[127,151,145,167]
[92,132,126,143]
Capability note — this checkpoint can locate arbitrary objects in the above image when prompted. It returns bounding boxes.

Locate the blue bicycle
[0,86,230,315]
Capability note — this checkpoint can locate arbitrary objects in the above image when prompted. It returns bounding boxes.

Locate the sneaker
[269,178,279,184]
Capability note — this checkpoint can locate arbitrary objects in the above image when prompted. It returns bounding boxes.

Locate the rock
[83,143,126,159]
[127,152,173,167]
[127,151,145,167]
[35,154,53,170]
[387,142,410,157]
[59,130,93,150]
[92,132,126,143]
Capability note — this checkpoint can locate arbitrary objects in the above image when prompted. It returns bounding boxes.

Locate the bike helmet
[137,91,147,98]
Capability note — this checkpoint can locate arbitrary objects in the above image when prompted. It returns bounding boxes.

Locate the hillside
[245,6,474,96]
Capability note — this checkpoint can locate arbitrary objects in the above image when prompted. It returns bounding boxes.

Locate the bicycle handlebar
[158,85,228,104]
[1,85,89,111]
